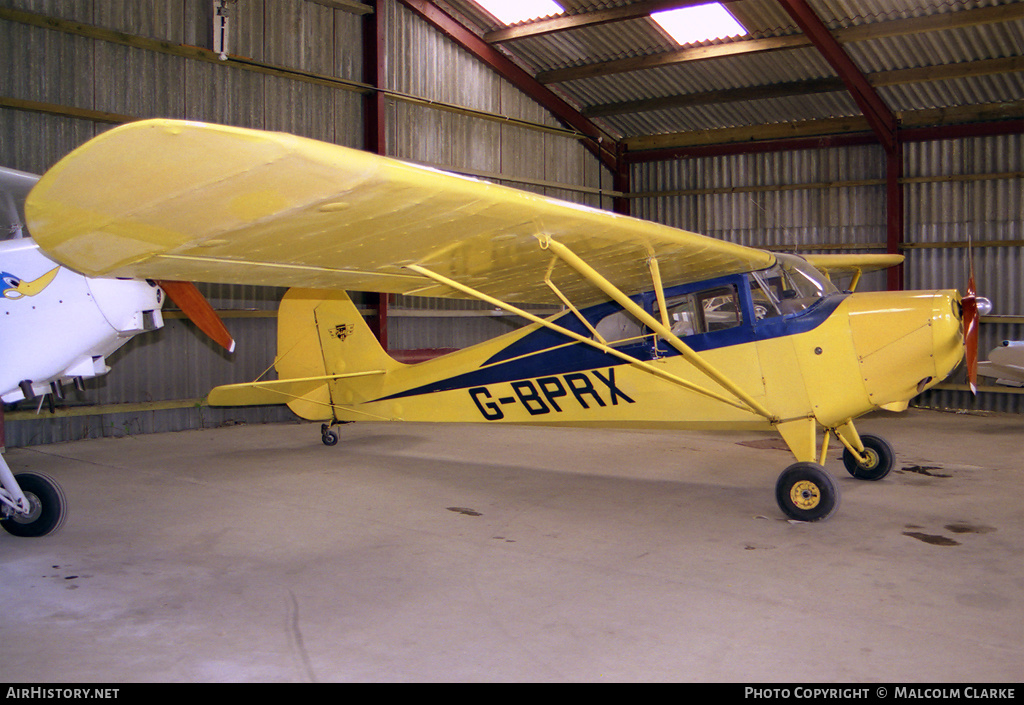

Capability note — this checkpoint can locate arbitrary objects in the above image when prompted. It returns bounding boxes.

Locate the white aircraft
[0,167,232,537]
[978,341,1024,387]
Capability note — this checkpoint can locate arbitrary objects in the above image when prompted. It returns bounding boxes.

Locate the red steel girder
[395,0,619,173]
[776,0,898,153]
[363,0,387,157]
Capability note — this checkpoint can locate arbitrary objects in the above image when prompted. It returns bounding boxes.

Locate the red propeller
[156,280,236,353]
[962,273,980,394]
[961,236,991,395]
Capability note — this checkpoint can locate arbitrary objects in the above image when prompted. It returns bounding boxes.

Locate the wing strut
[539,237,776,421]
[404,264,770,418]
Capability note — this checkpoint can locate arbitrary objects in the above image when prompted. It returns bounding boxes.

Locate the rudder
[208,289,399,420]
[276,288,400,421]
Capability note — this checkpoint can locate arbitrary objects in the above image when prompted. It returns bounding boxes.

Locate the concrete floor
[1,408,1022,683]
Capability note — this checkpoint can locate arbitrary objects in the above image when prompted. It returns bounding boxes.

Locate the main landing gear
[775,463,840,522]
[321,421,354,446]
[774,428,895,522]
[0,457,67,537]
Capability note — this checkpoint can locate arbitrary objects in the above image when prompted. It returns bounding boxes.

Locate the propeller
[962,272,980,394]
[156,280,236,353]
[961,235,992,395]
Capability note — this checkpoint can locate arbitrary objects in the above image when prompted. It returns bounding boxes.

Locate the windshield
[750,254,838,317]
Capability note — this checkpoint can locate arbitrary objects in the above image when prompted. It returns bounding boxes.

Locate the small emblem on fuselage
[2,267,60,300]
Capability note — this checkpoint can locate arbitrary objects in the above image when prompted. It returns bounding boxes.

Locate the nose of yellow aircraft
[846,290,964,409]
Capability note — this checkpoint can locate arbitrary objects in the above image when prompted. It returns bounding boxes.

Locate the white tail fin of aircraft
[22,120,988,523]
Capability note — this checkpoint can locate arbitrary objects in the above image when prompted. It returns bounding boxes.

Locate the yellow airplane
[25,119,985,522]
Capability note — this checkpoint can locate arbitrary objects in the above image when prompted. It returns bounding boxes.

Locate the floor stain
[903,531,960,546]
[899,465,951,477]
[945,522,996,535]
[737,439,790,451]
[447,506,482,516]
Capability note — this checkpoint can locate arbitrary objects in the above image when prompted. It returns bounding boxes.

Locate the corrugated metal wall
[381,0,611,352]
[632,144,891,285]
[0,0,610,447]
[3,1,1020,448]
[903,134,1024,413]
[631,137,1024,414]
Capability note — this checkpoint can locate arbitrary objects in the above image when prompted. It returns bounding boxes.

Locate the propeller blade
[157,280,236,353]
[963,275,979,395]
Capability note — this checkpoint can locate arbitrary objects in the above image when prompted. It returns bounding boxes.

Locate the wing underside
[26,119,774,306]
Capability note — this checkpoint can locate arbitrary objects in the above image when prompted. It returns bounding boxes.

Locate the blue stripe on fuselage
[373,275,847,403]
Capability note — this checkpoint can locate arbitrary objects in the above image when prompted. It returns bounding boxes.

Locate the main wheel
[321,424,340,446]
[842,434,894,481]
[775,463,840,522]
[1,472,67,537]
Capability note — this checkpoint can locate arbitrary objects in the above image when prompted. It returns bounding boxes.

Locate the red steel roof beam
[395,0,619,174]
[776,0,898,154]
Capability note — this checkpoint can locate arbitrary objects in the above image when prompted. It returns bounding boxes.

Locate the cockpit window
[656,285,742,336]
[750,254,838,317]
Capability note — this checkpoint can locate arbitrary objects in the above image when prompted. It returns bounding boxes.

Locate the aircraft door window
[661,294,699,337]
[697,286,742,332]
[656,285,743,336]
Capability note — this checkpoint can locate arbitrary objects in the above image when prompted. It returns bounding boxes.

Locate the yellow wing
[26,119,774,306]
[802,253,905,275]
[802,253,904,292]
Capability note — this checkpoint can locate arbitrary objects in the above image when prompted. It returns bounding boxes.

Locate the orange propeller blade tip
[157,280,236,353]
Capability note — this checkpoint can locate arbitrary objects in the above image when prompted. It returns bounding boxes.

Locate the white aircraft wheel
[842,434,894,481]
[775,463,840,522]
[1,472,68,537]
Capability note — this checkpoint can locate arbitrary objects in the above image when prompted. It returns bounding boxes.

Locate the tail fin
[208,289,400,420]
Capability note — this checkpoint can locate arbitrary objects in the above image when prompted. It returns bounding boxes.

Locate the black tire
[775,463,840,522]
[842,434,894,481]
[1,472,67,537]
[322,429,339,446]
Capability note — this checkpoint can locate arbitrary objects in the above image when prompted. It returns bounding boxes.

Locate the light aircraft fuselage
[243,254,964,473]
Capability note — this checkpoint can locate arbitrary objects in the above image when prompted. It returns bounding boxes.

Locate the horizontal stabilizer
[208,370,385,407]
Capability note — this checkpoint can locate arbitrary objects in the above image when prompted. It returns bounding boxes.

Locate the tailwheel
[321,423,340,446]
[842,434,894,481]
[775,463,840,522]
[1,472,67,537]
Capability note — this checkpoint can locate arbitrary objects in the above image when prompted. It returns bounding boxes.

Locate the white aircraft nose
[977,296,993,317]
[87,277,165,335]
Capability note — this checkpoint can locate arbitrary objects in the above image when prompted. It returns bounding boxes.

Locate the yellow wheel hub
[860,448,879,469]
[790,480,821,510]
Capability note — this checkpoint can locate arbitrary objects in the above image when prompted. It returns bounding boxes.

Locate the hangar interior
[1,0,1023,683]
[2,0,1023,445]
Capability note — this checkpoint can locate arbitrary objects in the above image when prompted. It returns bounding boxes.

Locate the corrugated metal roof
[439,0,1024,146]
